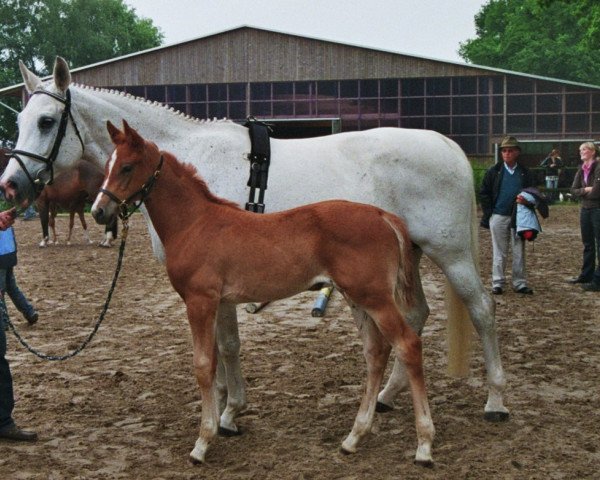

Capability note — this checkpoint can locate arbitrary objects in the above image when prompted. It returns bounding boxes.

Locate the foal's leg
[187,295,221,464]
[215,303,246,435]
[369,302,434,465]
[377,248,429,411]
[341,306,391,453]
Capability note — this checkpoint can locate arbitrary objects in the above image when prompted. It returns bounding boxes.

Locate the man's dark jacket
[479,161,534,229]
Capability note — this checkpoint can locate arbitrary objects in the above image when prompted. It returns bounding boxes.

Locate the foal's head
[91,120,160,225]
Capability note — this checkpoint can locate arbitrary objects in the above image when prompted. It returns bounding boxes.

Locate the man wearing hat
[480,136,535,295]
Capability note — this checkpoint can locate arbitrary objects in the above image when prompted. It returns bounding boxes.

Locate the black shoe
[567,276,591,284]
[581,282,600,292]
[492,287,503,295]
[516,286,534,295]
[0,424,38,442]
[25,311,38,325]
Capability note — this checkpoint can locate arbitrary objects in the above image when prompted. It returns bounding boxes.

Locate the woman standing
[569,142,600,291]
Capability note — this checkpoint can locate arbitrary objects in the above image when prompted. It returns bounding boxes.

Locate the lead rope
[2,220,130,361]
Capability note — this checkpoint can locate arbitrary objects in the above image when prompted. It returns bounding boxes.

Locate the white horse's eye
[38,117,56,130]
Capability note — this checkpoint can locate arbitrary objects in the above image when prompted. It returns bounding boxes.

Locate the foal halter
[9,88,85,195]
[99,155,164,221]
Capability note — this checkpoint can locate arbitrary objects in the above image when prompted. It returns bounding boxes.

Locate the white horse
[0,58,508,435]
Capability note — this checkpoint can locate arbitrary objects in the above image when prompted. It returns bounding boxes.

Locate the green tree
[0,0,163,144]
[459,0,600,85]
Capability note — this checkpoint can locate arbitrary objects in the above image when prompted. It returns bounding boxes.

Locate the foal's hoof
[188,455,204,466]
[375,401,394,413]
[484,411,510,422]
[218,426,243,437]
[414,459,434,469]
[339,446,355,455]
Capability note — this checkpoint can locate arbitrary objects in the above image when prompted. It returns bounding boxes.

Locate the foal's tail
[382,212,414,310]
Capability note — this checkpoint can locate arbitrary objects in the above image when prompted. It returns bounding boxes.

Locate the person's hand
[584,186,593,193]
[0,208,17,230]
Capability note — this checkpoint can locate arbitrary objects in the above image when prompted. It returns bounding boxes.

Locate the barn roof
[2,25,600,96]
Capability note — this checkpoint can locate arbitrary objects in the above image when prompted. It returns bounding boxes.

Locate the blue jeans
[579,207,600,284]
[0,303,15,430]
[0,268,35,322]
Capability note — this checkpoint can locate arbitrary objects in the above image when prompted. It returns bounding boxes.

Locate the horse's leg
[49,205,58,244]
[368,302,434,466]
[37,202,50,247]
[215,303,246,435]
[77,207,91,244]
[341,306,391,453]
[66,210,76,245]
[187,295,220,464]
[377,248,429,411]
[442,259,508,421]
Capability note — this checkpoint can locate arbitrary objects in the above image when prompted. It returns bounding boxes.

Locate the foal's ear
[106,120,124,144]
[122,120,145,149]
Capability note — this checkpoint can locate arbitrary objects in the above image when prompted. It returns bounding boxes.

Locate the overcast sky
[123,0,487,64]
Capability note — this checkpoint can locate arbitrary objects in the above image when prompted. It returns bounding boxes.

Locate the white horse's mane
[40,81,235,127]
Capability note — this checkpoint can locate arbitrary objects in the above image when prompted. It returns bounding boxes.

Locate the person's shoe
[567,276,591,284]
[25,311,38,326]
[492,287,503,295]
[0,424,38,442]
[581,282,600,292]
[516,286,534,295]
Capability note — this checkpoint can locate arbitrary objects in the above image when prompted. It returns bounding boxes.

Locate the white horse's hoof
[484,411,509,422]
[218,425,242,437]
[375,401,394,413]
[414,458,434,468]
[66,241,71,245]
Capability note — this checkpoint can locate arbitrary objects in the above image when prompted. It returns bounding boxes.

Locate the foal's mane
[159,150,241,210]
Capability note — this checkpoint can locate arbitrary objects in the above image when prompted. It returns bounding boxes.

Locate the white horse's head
[0,57,85,207]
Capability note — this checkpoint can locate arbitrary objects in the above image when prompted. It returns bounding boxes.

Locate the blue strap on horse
[244,116,272,213]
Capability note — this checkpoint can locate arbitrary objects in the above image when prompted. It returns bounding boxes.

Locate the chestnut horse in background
[36,161,117,247]
[91,121,435,466]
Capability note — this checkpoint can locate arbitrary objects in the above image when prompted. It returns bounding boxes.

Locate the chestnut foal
[92,121,434,466]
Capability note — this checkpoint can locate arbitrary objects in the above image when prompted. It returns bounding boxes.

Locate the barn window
[340,80,358,98]
[146,86,165,102]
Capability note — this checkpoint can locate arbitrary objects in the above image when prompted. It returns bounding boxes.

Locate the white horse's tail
[445,195,477,377]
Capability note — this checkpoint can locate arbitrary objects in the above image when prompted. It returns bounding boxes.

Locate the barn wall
[70,27,485,87]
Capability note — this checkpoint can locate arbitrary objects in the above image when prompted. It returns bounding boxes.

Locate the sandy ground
[0,205,598,479]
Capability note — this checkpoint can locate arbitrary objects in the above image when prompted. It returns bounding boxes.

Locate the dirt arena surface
[0,205,598,479]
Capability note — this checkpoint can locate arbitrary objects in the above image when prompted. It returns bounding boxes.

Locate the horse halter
[99,155,164,220]
[9,88,85,196]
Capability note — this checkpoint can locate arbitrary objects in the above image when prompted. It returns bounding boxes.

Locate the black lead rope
[2,221,129,361]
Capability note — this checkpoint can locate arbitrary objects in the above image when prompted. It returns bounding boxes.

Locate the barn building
[2,25,600,168]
